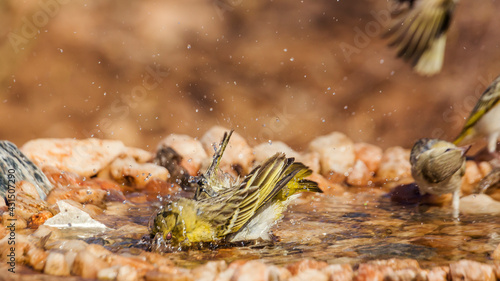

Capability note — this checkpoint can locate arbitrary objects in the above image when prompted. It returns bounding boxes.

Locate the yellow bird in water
[149,131,321,248]
[454,76,500,153]
[410,138,469,217]
[384,0,459,76]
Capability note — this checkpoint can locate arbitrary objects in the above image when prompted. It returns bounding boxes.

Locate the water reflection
[48,191,500,268]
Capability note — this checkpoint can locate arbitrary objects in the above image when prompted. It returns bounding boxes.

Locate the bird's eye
[165,232,172,240]
[445,148,452,152]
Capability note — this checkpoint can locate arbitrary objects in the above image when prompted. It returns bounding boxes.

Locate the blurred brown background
[0,0,499,152]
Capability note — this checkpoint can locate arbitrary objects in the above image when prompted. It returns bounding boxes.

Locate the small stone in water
[43,200,107,229]
[44,251,70,276]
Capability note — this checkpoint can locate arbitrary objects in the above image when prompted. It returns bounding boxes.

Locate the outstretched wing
[198,153,320,238]
[220,153,293,235]
[384,0,456,75]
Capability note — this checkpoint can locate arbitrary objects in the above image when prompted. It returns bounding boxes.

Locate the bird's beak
[458,145,472,156]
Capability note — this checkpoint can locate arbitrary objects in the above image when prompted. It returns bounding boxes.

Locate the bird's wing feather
[223,154,291,233]
[455,77,500,144]
[421,152,463,183]
[385,0,455,66]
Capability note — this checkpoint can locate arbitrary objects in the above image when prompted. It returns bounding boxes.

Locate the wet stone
[321,264,353,281]
[346,160,372,187]
[462,161,483,195]
[98,265,120,280]
[425,266,448,281]
[308,173,346,195]
[289,269,328,281]
[44,251,70,276]
[72,248,111,278]
[287,259,328,275]
[12,191,50,221]
[460,194,500,215]
[449,260,495,281]
[355,259,424,281]
[477,168,500,200]
[376,147,411,183]
[27,246,48,271]
[21,138,126,177]
[353,142,383,174]
[309,131,355,180]
[43,200,107,229]
[230,260,269,281]
[254,141,320,174]
[191,260,227,281]
[116,265,140,281]
[0,140,53,200]
[156,133,208,176]
[109,156,170,187]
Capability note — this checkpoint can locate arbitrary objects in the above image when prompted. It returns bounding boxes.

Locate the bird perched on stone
[384,0,459,76]
[410,138,469,217]
[454,75,500,153]
[149,131,321,248]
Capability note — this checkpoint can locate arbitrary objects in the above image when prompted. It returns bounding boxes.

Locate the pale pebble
[21,138,126,177]
[0,234,32,264]
[191,261,227,281]
[253,141,320,173]
[268,265,291,281]
[346,160,372,187]
[289,269,328,281]
[460,194,500,215]
[253,141,300,162]
[425,266,448,281]
[116,265,139,281]
[98,266,120,280]
[462,161,483,195]
[109,156,169,187]
[321,264,353,281]
[44,251,70,276]
[157,134,208,175]
[72,248,111,278]
[354,142,383,173]
[13,191,49,221]
[287,259,328,275]
[230,260,268,281]
[449,260,495,281]
[376,146,411,182]
[308,132,355,177]
[120,146,153,163]
[16,181,41,200]
[27,246,48,271]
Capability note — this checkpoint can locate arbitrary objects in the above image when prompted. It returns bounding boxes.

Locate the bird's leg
[452,190,460,219]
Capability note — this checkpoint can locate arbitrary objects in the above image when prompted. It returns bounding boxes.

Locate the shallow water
[49,191,500,269]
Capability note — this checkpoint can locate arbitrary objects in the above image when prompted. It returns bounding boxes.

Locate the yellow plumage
[149,132,321,248]
[454,76,500,153]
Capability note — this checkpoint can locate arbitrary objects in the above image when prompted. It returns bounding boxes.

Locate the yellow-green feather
[454,77,500,145]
